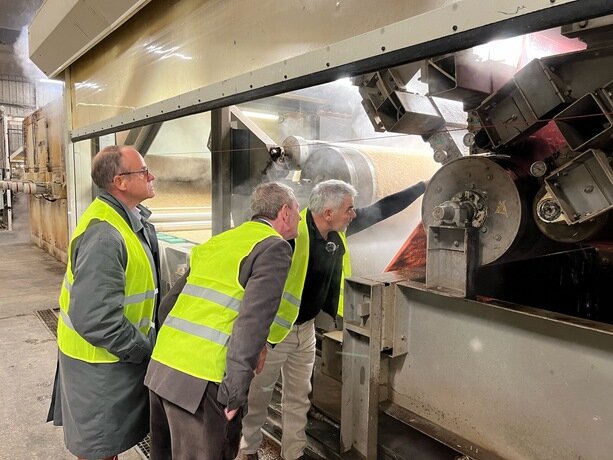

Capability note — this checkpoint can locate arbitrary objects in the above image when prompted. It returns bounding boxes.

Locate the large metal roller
[299,141,436,207]
[300,143,377,206]
[532,185,612,243]
[422,155,536,266]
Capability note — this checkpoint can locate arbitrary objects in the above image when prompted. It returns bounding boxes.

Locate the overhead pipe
[0,180,48,194]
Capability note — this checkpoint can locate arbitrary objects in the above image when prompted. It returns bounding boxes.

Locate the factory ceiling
[0,0,43,76]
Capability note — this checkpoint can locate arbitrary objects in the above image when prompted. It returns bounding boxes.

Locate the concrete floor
[0,237,282,459]
[0,241,143,460]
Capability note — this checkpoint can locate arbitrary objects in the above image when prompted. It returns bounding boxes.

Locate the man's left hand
[224,407,239,421]
[255,346,267,374]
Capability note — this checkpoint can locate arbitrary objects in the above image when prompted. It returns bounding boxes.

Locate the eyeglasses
[325,241,338,254]
[117,167,149,178]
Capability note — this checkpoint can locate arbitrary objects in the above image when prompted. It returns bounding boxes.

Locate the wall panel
[70,0,449,128]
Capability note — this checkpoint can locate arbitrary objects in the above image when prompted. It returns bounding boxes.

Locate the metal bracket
[426,225,478,298]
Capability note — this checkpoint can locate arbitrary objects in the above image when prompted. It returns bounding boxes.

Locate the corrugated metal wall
[8,125,22,155]
[0,74,62,118]
[0,74,36,117]
[35,80,63,108]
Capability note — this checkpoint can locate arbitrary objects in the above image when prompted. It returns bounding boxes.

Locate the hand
[255,346,267,374]
[224,407,239,421]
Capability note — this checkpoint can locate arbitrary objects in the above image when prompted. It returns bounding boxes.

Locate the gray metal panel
[342,278,386,459]
[0,75,35,108]
[210,108,232,234]
[0,105,33,118]
[29,0,152,77]
[388,281,613,460]
[545,149,613,223]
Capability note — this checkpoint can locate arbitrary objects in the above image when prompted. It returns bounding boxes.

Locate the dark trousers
[149,384,243,460]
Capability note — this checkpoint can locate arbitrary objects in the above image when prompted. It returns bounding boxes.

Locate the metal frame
[210,108,232,235]
[1,113,12,230]
[70,0,613,142]
[63,68,79,234]
[342,275,613,459]
[391,281,613,459]
[341,278,386,459]
[341,272,410,458]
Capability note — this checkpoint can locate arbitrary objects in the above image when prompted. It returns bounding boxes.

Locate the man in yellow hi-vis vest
[47,145,159,460]
[240,178,427,460]
[145,182,301,460]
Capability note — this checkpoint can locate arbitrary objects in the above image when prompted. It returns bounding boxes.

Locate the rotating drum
[300,144,377,207]
[300,142,437,207]
[422,155,535,266]
[533,185,612,243]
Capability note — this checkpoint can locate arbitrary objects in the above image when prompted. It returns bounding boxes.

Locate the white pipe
[0,180,47,194]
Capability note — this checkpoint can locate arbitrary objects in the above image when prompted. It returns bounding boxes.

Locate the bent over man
[47,145,159,460]
[145,182,301,460]
[239,178,427,460]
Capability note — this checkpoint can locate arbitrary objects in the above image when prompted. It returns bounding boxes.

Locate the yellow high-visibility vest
[57,198,156,363]
[151,221,286,382]
[337,229,351,318]
[284,208,351,321]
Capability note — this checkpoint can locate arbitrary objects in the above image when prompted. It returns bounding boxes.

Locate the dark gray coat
[47,192,159,459]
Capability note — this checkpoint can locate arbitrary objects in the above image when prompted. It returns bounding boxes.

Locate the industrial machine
[209,17,613,460]
[24,1,613,458]
[338,20,613,460]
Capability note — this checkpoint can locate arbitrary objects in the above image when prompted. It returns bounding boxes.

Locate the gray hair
[91,145,125,190]
[309,179,357,215]
[250,182,297,219]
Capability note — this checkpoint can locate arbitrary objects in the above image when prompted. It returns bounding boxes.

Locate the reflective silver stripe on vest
[165,315,229,347]
[134,317,151,330]
[273,315,292,329]
[182,284,242,312]
[124,288,157,306]
[63,275,72,293]
[282,291,301,308]
[62,309,150,333]
[59,310,75,330]
[273,292,299,329]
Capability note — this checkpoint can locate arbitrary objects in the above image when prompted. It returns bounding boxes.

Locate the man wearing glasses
[47,145,159,460]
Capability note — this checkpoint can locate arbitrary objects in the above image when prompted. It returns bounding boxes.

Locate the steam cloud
[13,26,46,82]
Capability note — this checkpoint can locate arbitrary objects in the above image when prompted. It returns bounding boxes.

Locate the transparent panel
[115,112,212,245]
[233,78,439,276]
